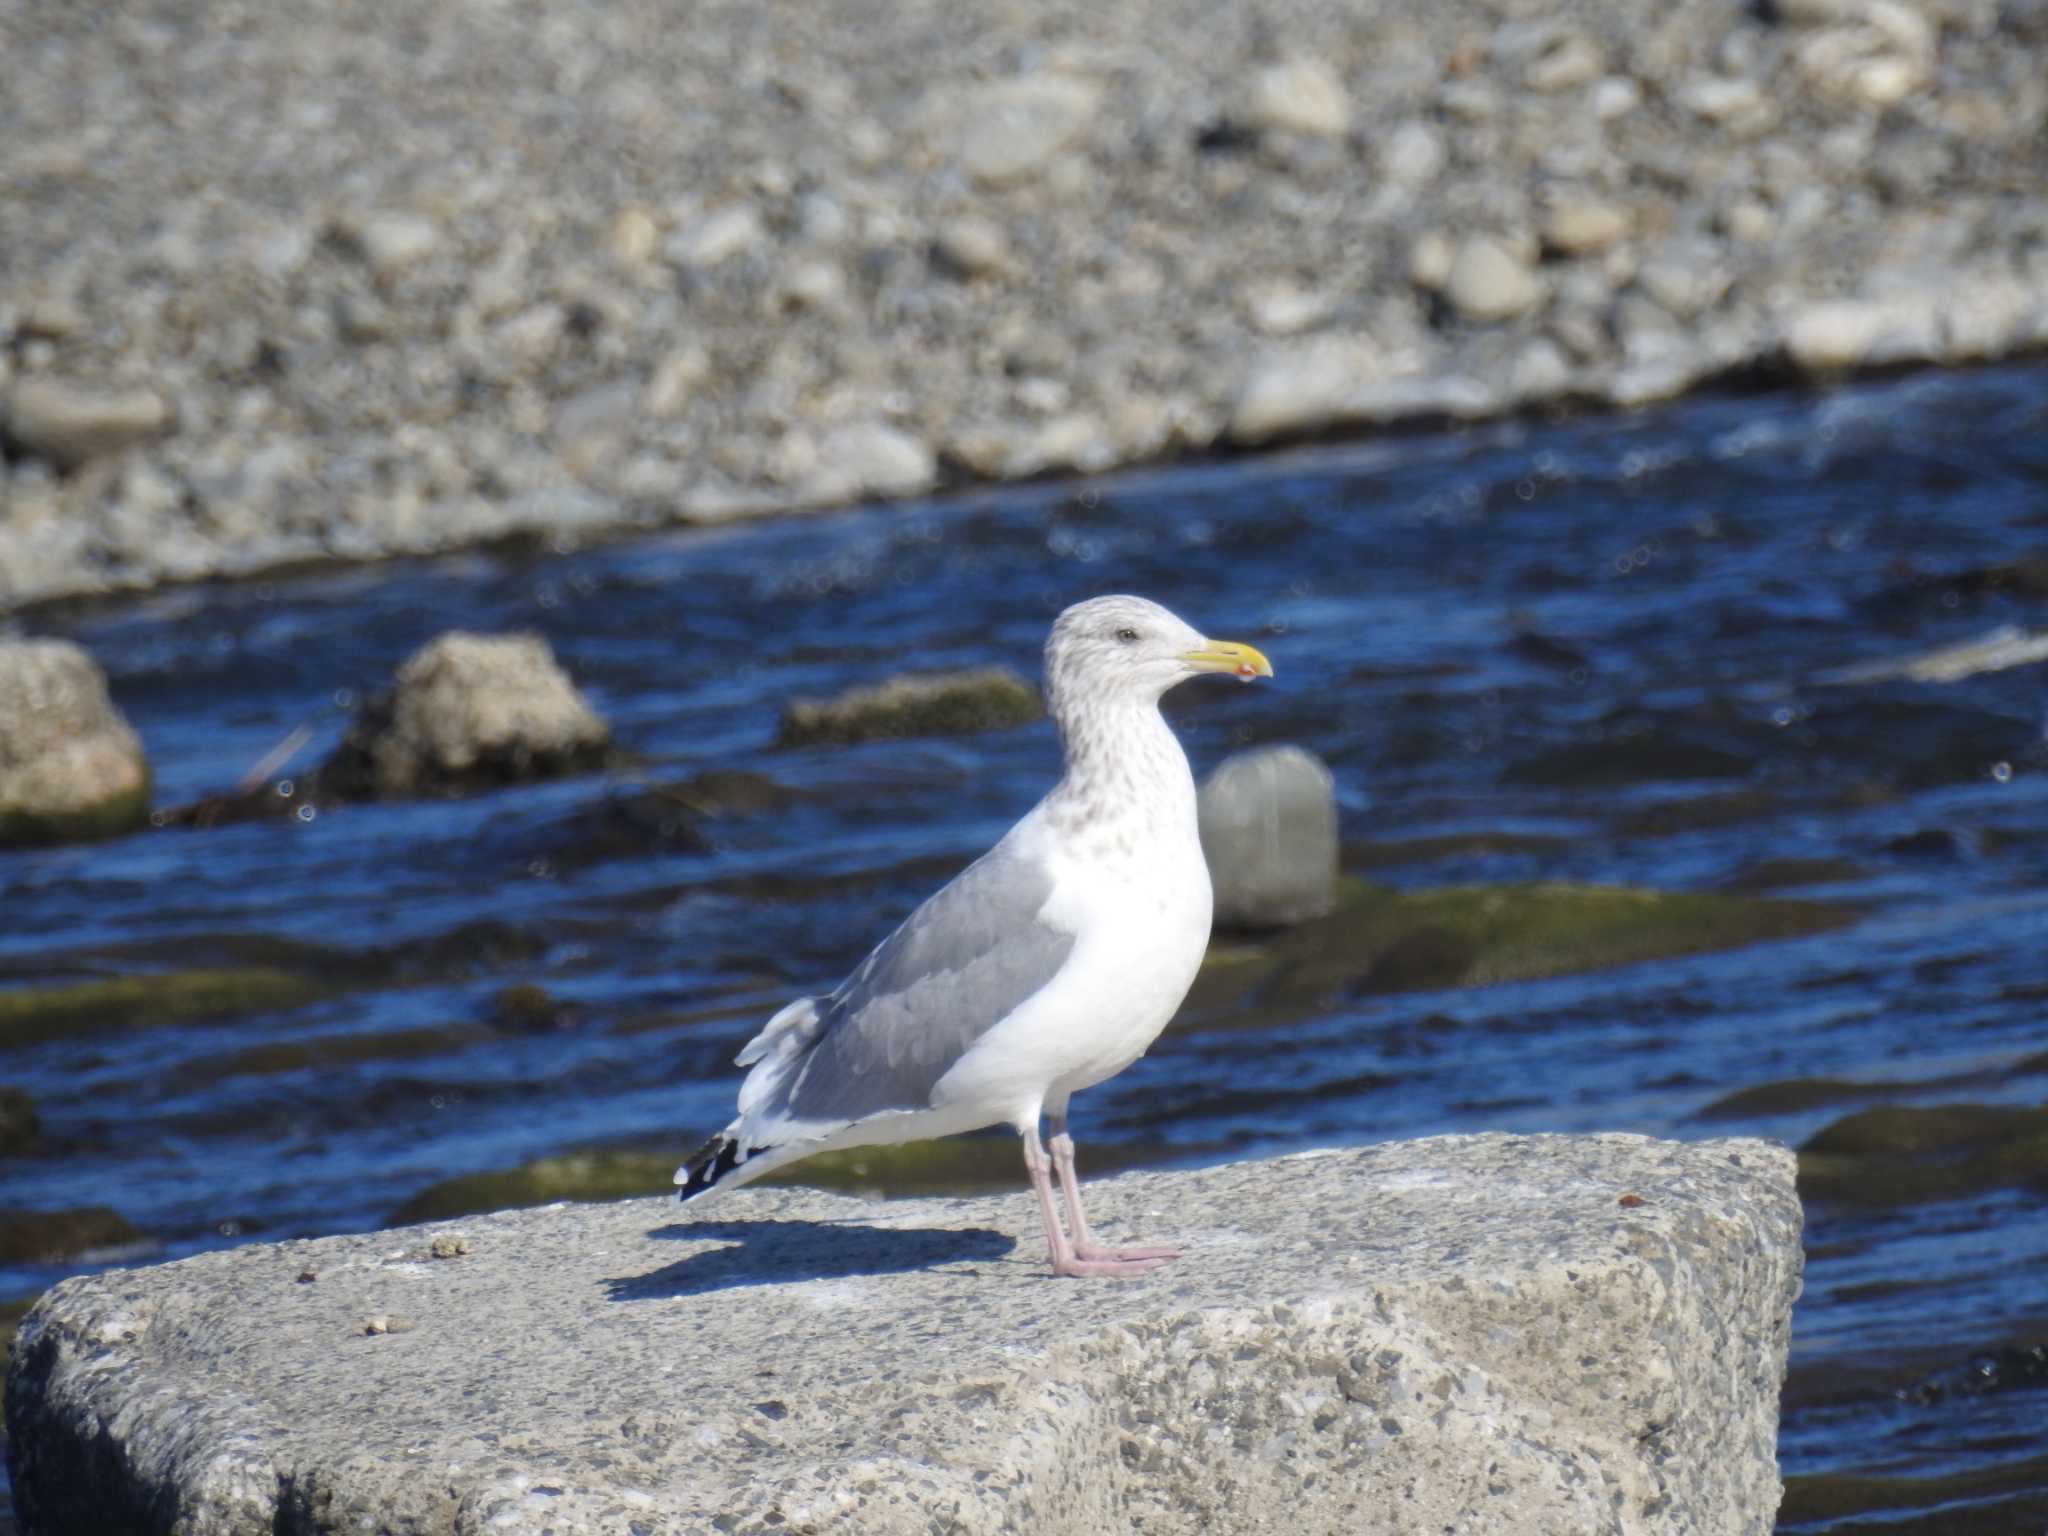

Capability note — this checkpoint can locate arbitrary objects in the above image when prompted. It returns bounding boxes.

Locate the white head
[1044,595,1273,718]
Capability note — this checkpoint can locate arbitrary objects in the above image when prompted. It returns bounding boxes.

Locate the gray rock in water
[1199,743,1339,928]
[0,638,151,845]
[2,1135,1802,1535]
[2,378,169,471]
[322,631,612,798]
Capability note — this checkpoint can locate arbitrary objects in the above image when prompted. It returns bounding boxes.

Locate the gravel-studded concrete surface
[5,1134,1802,1535]
[4,0,2044,610]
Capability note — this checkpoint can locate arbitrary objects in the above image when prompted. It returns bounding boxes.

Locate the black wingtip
[676,1133,748,1202]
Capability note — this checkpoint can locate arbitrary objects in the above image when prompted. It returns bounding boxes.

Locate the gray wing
[781,838,1076,1124]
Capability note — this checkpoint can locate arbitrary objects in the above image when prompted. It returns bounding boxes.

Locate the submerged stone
[778,666,1042,747]
[0,968,331,1052]
[1798,1102,2048,1206]
[1259,878,1852,1011]
[0,1085,42,1155]
[0,1205,144,1265]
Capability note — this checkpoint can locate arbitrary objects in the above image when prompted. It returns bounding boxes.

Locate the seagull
[676,595,1273,1277]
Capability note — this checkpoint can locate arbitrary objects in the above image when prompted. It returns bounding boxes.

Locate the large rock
[0,638,152,845]
[3,1135,1800,1535]
[1198,744,1340,928]
[321,631,612,798]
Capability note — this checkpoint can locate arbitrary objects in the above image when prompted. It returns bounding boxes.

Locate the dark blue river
[5,364,2048,1531]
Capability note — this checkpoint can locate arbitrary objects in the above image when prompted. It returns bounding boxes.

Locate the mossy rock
[0,1205,144,1265]
[0,1084,40,1155]
[386,1134,1150,1226]
[0,967,330,1051]
[1211,877,1856,1017]
[1697,1077,1880,1120]
[1798,1102,2048,1206]
[778,667,1043,747]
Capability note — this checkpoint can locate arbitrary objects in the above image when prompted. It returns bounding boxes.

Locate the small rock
[492,305,568,372]
[1378,121,1446,188]
[322,633,613,799]
[0,1205,145,1264]
[1239,58,1352,138]
[1590,76,1643,119]
[931,216,1010,280]
[3,379,169,471]
[959,76,1099,186]
[1226,339,1379,446]
[768,258,846,314]
[1636,242,1731,319]
[801,422,936,504]
[1244,281,1335,337]
[1408,230,1457,292]
[1782,295,1940,372]
[362,1315,416,1337]
[429,1234,472,1260]
[297,1268,319,1284]
[1524,34,1605,93]
[643,345,710,418]
[1722,200,1777,244]
[0,639,152,845]
[1445,237,1544,322]
[1198,745,1340,929]
[1540,198,1632,257]
[608,205,662,268]
[670,205,763,269]
[779,668,1043,747]
[1677,75,1773,130]
[353,212,441,283]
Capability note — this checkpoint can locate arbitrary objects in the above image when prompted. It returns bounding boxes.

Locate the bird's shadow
[605,1218,1018,1300]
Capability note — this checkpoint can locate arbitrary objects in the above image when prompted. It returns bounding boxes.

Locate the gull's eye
[1115,626,1140,643]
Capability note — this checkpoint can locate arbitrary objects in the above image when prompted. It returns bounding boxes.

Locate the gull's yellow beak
[1181,638,1275,682]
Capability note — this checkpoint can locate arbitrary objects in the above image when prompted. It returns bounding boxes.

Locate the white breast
[930,810,1213,1128]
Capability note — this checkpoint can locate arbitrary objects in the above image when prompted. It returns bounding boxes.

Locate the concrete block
[4,1134,1800,1535]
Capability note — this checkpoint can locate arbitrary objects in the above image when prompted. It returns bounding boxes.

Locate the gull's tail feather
[675,1130,750,1202]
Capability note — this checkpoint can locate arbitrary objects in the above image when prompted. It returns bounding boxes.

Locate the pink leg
[1022,1124,1169,1278]
[1048,1114,1181,1265]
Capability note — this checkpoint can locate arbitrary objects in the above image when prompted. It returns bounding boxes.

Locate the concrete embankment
[5,1133,1801,1534]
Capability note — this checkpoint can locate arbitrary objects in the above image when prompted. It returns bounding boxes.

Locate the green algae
[0,967,333,1051]
[1188,877,1856,1025]
[778,667,1043,747]
[0,1085,39,1155]
[1798,1103,2048,1206]
[0,769,152,848]
[386,1135,1161,1226]
[0,1206,144,1265]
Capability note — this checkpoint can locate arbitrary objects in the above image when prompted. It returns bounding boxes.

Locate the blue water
[6,363,2048,1531]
